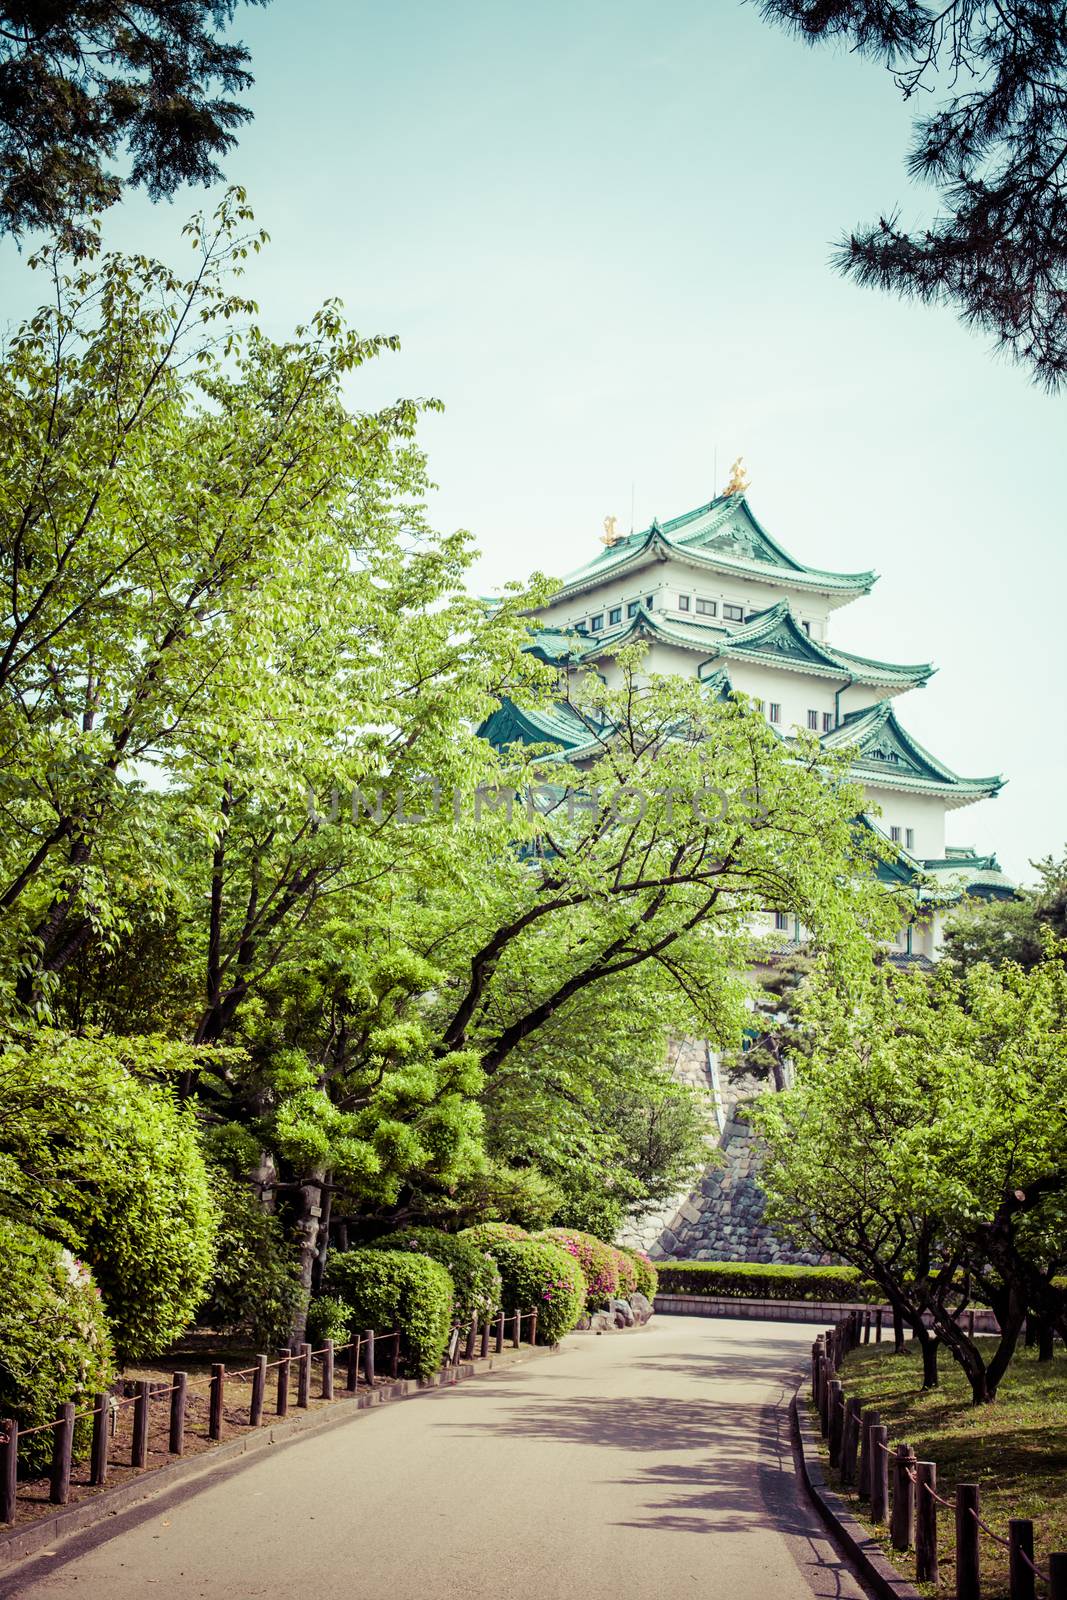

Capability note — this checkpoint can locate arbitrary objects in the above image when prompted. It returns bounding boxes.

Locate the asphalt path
[4,1315,870,1600]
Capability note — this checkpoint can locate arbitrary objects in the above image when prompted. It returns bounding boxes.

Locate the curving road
[3,1316,870,1600]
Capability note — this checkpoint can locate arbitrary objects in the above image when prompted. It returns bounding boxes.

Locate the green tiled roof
[478,697,599,752]
[716,602,933,689]
[824,701,1004,805]
[551,492,876,602]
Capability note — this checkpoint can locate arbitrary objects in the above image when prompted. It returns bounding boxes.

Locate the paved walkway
[3,1316,869,1600]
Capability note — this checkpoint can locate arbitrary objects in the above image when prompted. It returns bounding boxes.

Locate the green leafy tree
[0,1030,219,1361]
[0,1,267,245]
[755,946,1067,1402]
[941,848,1067,974]
[759,2,1067,388]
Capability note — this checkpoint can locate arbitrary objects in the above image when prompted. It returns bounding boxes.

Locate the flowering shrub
[370,1228,502,1324]
[537,1228,619,1310]
[483,1238,586,1346]
[0,1219,115,1476]
[609,1246,639,1298]
[323,1250,454,1379]
[619,1247,658,1301]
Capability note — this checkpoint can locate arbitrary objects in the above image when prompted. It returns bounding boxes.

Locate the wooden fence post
[0,1419,15,1524]
[363,1329,375,1388]
[875,1308,883,1343]
[345,1337,360,1392]
[322,1340,334,1401]
[915,1462,938,1584]
[955,1484,981,1600]
[512,1311,521,1349]
[828,1380,844,1467]
[890,1443,916,1551]
[841,1396,862,1487]
[389,1333,400,1380]
[481,1319,490,1358]
[495,1313,505,1354]
[276,1349,291,1417]
[530,1309,538,1346]
[132,1380,150,1468]
[819,1361,832,1436]
[169,1373,187,1455]
[464,1317,478,1360]
[250,1356,267,1426]
[296,1343,311,1408]
[90,1394,109,1485]
[869,1425,889,1525]
[863,1311,871,1344]
[1008,1518,1036,1600]
[1048,1553,1067,1600]
[209,1364,225,1440]
[49,1403,75,1505]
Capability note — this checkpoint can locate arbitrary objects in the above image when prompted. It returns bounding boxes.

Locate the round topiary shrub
[486,1238,586,1346]
[537,1228,619,1309]
[370,1228,502,1325]
[323,1250,454,1379]
[609,1246,639,1299]
[619,1247,658,1301]
[459,1221,529,1249]
[0,1219,115,1476]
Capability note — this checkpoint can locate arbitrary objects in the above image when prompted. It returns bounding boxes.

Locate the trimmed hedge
[481,1238,587,1346]
[655,1261,876,1302]
[460,1222,529,1249]
[619,1247,658,1302]
[370,1228,502,1324]
[323,1250,454,1378]
[536,1228,619,1309]
[0,1220,115,1475]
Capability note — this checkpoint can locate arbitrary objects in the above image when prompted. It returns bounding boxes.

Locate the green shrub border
[655,1261,880,1302]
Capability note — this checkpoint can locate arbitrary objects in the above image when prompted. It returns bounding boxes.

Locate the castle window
[627,601,640,617]
[769,702,781,723]
[646,595,654,608]
[822,712,832,732]
[696,597,717,616]
[906,827,915,850]
[774,911,789,932]
[609,606,621,625]
[807,709,818,730]
[723,603,743,621]
[802,621,811,635]
[590,614,604,631]
[677,594,691,611]
[890,825,902,843]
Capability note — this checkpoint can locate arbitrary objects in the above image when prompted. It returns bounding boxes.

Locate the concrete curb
[654,1293,1000,1331]
[791,1387,922,1600]
[0,1344,554,1572]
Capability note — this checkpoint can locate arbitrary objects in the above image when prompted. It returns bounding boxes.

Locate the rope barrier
[968,1506,1013,1551]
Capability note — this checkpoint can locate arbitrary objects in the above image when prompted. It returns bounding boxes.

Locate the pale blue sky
[3,0,1063,880]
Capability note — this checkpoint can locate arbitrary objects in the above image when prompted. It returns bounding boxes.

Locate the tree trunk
[1038,1320,1055,1363]
[916,1326,940,1388]
[289,1168,328,1347]
[892,1304,906,1354]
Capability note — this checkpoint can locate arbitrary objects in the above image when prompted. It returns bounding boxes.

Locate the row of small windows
[890,825,916,851]
[749,702,834,733]
[588,596,655,631]
[677,594,744,622]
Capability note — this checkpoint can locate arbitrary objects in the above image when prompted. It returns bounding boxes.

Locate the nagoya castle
[488,461,1013,1262]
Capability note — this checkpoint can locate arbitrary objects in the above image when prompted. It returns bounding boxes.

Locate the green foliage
[655,1260,871,1302]
[0,1219,114,1476]
[619,1247,659,1302]
[323,1250,454,1379]
[609,1246,638,1299]
[198,1176,305,1349]
[941,851,1067,976]
[537,1228,619,1309]
[369,1228,502,1323]
[0,4,265,243]
[306,1296,353,1348]
[482,1238,586,1346]
[0,1032,218,1363]
[754,943,1067,1401]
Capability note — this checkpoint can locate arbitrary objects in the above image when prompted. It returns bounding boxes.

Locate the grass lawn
[811,1337,1067,1598]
